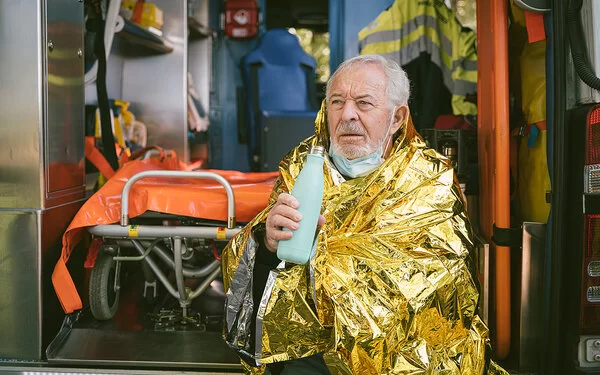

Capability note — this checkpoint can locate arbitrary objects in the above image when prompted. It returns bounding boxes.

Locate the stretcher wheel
[89,252,120,320]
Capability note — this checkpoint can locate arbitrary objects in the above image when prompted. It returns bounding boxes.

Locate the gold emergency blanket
[223,106,507,374]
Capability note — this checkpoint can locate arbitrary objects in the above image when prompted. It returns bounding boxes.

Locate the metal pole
[113,239,159,261]
[173,237,188,313]
[147,241,220,278]
[188,267,222,301]
[89,224,241,239]
[131,240,179,299]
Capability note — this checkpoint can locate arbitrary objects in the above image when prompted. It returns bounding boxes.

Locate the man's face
[327,63,394,160]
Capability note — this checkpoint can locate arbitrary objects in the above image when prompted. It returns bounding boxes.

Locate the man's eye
[357,100,372,108]
[330,99,344,107]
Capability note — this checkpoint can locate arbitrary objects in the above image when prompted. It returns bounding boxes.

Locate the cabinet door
[45,0,85,201]
[0,0,43,209]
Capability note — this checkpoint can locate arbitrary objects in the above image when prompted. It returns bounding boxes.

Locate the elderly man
[222,54,506,375]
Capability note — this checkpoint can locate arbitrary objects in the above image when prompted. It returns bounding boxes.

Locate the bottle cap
[310,145,325,155]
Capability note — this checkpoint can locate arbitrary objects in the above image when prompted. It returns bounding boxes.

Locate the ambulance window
[266,0,329,101]
[288,28,330,84]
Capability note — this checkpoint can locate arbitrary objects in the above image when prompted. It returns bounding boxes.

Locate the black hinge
[492,223,523,248]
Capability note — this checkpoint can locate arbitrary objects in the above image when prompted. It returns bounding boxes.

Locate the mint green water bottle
[277,145,325,264]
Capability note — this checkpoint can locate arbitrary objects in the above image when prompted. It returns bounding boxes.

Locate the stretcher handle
[120,170,236,229]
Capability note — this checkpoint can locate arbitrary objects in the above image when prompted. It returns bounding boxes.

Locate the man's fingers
[270,215,300,231]
[271,204,302,223]
[264,221,293,253]
[277,193,299,209]
[264,193,318,252]
[268,229,294,242]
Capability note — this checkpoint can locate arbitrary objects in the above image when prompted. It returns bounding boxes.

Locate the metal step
[44,310,242,372]
[0,366,241,375]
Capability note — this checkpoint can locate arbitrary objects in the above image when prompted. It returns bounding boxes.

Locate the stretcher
[52,149,278,322]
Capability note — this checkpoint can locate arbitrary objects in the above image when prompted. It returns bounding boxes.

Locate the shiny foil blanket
[223,107,507,374]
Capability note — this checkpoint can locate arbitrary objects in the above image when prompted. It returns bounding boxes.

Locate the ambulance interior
[0,0,599,374]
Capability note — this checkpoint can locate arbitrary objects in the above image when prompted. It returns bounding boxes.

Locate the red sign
[225,0,259,39]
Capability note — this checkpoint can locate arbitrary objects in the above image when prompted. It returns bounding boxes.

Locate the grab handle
[120,170,236,229]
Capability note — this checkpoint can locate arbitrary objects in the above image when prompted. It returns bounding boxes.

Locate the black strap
[249,63,262,171]
[302,63,319,110]
[492,223,523,248]
[92,13,119,171]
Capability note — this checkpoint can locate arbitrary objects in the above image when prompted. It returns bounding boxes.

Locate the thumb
[318,214,326,226]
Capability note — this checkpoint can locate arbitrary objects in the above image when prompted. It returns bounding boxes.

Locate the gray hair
[326,54,410,108]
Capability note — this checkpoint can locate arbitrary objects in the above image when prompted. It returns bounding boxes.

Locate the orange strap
[525,11,546,43]
[84,237,103,269]
[52,259,83,313]
[85,136,115,179]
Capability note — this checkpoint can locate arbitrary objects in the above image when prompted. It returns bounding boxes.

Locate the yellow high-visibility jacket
[359,0,478,116]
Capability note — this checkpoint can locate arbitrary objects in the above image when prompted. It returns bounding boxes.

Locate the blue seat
[241,28,319,171]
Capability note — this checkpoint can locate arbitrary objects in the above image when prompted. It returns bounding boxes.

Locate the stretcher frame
[86,170,242,320]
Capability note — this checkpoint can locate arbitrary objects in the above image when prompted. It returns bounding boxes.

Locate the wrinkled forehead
[328,63,388,100]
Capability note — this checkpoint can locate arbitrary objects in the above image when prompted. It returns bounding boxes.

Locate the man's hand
[264,193,326,253]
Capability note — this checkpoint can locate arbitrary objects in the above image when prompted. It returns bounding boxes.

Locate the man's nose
[340,101,358,122]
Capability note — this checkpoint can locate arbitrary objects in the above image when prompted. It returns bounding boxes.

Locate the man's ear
[390,105,410,135]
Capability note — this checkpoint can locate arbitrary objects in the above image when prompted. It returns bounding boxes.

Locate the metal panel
[121,0,189,161]
[188,0,212,115]
[47,325,241,369]
[577,335,600,368]
[0,210,42,360]
[261,112,317,171]
[45,0,85,201]
[0,199,84,362]
[0,0,44,209]
[474,237,490,326]
[188,40,211,120]
[0,0,84,210]
[520,222,547,370]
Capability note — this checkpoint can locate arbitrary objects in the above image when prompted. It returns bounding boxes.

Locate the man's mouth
[339,133,365,141]
[338,136,364,145]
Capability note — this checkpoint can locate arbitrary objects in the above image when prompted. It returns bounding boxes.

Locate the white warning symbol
[233,9,249,25]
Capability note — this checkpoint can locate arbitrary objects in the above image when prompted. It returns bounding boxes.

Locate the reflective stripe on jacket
[359,0,478,116]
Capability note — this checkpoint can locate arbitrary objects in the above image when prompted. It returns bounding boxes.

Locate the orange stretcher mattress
[52,156,278,314]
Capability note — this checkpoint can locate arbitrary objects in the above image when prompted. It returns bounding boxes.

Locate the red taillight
[587,106,600,165]
[581,215,600,333]
[589,215,600,255]
[586,106,600,194]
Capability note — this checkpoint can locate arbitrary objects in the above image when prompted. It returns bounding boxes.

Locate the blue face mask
[329,144,385,178]
[329,110,396,178]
